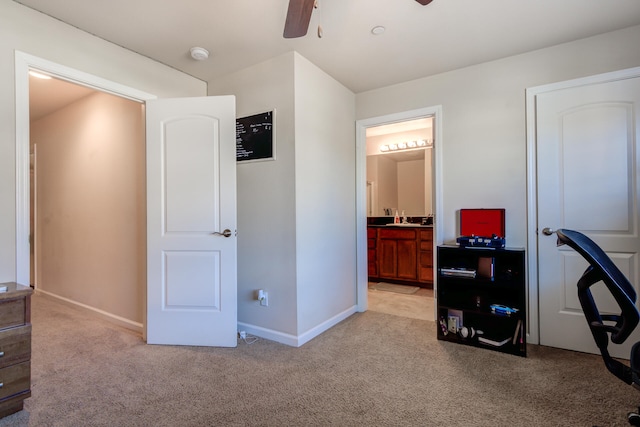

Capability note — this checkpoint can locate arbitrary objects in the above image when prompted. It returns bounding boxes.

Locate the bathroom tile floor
[367,283,434,321]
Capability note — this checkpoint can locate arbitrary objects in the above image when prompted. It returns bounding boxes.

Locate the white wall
[208,52,299,338]
[293,53,356,339]
[356,25,640,247]
[31,92,145,325]
[208,52,357,345]
[424,148,433,215]
[0,1,206,282]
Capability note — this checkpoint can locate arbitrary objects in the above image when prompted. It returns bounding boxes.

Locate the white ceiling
[15,0,640,94]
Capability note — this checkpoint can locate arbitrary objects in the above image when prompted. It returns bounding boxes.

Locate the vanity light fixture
[379,139,434,153]
[417,139,434,147]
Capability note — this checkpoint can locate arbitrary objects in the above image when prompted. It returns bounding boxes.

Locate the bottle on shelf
[394,210,400,224]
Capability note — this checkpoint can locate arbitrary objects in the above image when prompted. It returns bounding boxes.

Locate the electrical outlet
[239,331,246,339]
[259,291,268,307]
[258,289,269,307]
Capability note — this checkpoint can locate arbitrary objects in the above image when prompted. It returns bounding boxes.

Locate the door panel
[164,117,220,232]
[537,75,640,357]
[561,103,633,231]
[164,251,220,308]
[146,96,237,347]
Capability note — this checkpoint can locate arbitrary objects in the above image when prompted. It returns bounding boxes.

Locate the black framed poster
[236,110,275,162]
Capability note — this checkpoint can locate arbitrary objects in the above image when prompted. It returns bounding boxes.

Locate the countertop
[367,224,433,228]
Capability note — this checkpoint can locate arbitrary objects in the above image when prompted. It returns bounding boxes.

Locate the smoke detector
[190,47,209,61]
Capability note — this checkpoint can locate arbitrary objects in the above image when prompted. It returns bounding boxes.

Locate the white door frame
[525,65,640,345]
[14,51,155,322]
[355,106,443,313]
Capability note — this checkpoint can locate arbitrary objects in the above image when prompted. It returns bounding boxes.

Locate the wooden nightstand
[0,282,32,419]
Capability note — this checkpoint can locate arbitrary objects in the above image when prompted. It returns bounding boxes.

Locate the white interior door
[146,96,237,347]
[536,73,640,357]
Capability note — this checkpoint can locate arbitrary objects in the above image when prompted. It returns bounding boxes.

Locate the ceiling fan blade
[284,0,315,38]
[415,0,434,5]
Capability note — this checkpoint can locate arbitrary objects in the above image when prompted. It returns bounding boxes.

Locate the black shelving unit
[437,245,526,357]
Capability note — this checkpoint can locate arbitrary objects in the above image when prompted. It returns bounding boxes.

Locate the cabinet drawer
[419,266,433,282]
[379,229,416,240]
[0,326,31,370]
[420,230,433,241]
[419,251,433,267]
[0,361,30,401]
[367,228,377,239]
[0,299,27,330]
[420,242,433,251]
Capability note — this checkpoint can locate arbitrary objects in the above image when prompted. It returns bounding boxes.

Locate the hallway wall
[31,91,145,326]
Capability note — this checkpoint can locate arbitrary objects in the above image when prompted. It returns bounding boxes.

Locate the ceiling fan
[283,0,434,38]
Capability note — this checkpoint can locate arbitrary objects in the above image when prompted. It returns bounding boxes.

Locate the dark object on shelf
[457,209,506,248]
[456,234,505,249]
[440,267,476,279]
[436,245,526,357]
[555,229,640,426]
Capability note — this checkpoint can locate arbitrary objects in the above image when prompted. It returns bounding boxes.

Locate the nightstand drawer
[0,299,27,330]
[0,326,31,369]
[0,361,30,401]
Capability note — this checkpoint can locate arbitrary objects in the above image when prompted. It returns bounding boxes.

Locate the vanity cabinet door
[378,229,417,281]
[378,238,398,278]
[396,239,418,280]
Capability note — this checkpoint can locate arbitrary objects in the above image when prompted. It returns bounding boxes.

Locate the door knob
[542,227,555,236]
[212,229,232,238]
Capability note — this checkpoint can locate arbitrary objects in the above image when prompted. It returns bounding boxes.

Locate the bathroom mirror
[365,117,434,218]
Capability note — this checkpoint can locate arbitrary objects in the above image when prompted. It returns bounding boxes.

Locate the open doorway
[15,52,155,333]
[355,106,443,320]
[364,118,434,320]
[29,72,146,330]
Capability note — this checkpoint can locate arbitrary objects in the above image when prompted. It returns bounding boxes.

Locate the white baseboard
[35,289,143,334]
[238,305,357,347]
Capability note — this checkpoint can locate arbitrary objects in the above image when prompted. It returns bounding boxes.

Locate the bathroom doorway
[355,106,443,320]
[365,118,434,320]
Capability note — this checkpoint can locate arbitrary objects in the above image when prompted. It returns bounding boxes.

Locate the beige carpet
[1,293,638,426]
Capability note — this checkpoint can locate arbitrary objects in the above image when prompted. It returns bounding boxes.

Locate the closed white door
[146,96,237,347]
[536,72,640,357]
